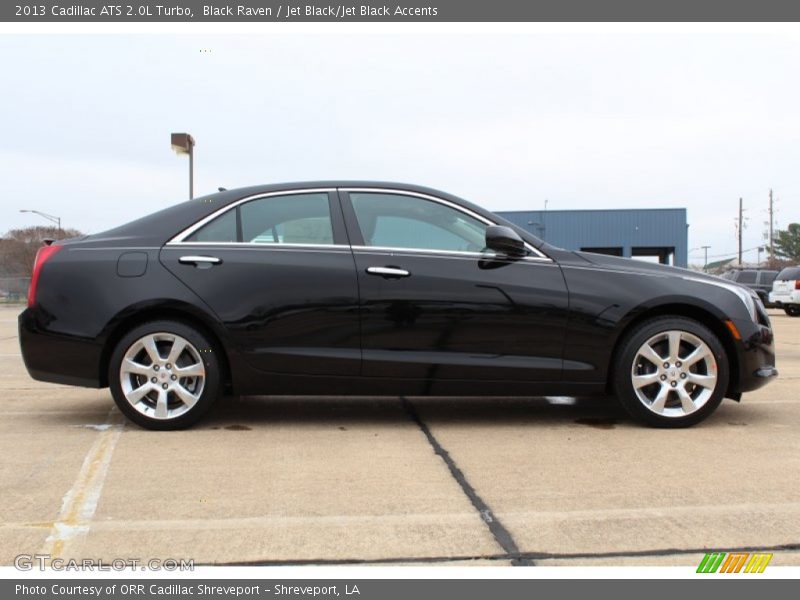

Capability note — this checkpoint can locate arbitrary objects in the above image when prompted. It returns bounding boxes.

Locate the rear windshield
[776,267,800,281]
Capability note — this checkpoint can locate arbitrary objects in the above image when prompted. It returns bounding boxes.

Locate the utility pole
[542,198,548,242]
[701,245,711,271]
[737,197,744,266]
[768,188,774,260]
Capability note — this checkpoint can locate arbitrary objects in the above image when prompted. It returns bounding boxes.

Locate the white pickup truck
[769,266,800,316]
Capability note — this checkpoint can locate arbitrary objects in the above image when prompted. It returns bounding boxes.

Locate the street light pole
[189,141,194,199]
[171,133,196,199]
[701,245,711,271]
[19,209,61,231]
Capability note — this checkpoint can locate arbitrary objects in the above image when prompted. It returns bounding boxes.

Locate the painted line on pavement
[40,408,125,560]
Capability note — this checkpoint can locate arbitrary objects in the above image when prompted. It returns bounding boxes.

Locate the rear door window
[737,270,757,284]
[184,192,334,245]
[240,193,333,245]
[185,208,238,243]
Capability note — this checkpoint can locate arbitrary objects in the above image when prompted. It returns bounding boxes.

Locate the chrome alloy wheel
[119,332,206,420]
[630,330,718,418]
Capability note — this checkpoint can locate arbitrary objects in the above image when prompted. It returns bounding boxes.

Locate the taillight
[795,280,800,290]
[28,244,62,307]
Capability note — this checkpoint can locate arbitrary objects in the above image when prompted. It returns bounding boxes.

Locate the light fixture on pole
[20,209,61,231]
[170,132,195,199]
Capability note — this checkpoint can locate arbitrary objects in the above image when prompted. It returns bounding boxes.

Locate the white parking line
[40,408,125,560]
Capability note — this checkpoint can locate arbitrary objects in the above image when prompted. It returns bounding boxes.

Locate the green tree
[774,223,800,263]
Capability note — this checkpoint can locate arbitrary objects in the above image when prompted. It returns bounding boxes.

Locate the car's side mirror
[485,225,526,257]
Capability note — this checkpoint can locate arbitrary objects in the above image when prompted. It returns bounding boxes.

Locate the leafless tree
[0,226,84,276]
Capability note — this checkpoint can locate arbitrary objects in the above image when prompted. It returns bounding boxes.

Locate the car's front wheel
[109,320,221,430]
[785,305,800,317]
[613,317,729,428]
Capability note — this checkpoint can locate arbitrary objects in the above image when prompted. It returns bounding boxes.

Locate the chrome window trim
[341,187,551,261]
[166,188,336,246]
[352,245,554,264]
[166,242,348,251]
[162,244,350,256]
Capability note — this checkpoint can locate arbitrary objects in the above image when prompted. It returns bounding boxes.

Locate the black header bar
[5,0,800,22]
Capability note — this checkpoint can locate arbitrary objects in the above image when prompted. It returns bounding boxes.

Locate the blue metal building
[496,208,688,268]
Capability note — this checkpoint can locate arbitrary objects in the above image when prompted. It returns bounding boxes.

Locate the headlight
[727,284,759,322]
[683,277,758,322]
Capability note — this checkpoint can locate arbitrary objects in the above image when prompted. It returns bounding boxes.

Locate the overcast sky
[1,32,798,264]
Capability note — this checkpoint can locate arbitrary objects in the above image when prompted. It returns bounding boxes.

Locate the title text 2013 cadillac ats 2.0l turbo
[19,182,777,429]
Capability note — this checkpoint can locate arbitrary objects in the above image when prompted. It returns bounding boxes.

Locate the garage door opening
[631,246,675,265]
[580,246,624,257]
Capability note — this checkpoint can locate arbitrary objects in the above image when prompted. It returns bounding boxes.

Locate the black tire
[785,305,800,317]
[612,317,729,428]
[108,320,222,430]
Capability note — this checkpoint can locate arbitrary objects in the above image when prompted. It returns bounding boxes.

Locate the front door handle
[179,255,222,267]
[366,266,410,278]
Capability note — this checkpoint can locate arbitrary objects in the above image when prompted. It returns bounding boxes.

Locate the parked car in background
[769,266,800,316]
[720,268,779,308]
[18,182,778,430]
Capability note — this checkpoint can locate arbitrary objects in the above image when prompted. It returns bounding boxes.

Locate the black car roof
[80,181,529,248]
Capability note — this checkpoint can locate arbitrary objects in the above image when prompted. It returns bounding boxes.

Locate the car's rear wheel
[613,317,729,428]
[785,305,800,317]
[109,320,221,430]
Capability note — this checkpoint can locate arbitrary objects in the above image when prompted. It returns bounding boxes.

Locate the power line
[688,246,762,259]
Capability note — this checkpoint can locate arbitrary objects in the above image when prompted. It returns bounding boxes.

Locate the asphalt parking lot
[1,304,798,567]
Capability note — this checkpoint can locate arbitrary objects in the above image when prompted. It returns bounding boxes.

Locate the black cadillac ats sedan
[19,182,777,430]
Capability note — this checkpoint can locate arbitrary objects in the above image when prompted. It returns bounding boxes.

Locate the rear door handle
[366,266,410,278]
[179,255,222,267]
